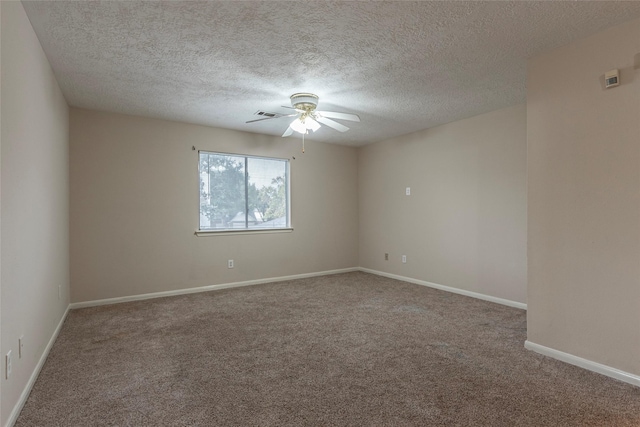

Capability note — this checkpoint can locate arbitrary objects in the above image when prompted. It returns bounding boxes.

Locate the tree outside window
[199,152,289,230]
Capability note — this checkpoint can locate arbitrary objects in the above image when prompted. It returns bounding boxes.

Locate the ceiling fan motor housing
[290,93,319,111]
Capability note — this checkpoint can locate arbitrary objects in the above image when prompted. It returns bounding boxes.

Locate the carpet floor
[15,272,640,426]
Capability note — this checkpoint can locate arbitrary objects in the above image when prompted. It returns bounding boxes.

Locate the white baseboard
[69,267,359,309]
[8,270,636,427]
[5,306,70,427]
[359,267,527,310]
[525,340,640,388]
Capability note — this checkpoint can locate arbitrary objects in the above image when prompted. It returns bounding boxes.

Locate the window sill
[195,228,293,237]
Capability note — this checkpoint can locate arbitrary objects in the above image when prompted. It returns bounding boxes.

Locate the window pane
[199,151,289,231]
[247,157,288,229]
[199,153,246,230]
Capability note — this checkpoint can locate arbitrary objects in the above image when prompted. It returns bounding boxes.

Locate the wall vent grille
[254,110,280,118]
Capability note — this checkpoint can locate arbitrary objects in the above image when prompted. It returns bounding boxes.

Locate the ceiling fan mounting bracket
[290,93,319,112]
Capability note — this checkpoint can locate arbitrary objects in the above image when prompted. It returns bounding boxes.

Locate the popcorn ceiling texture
[22,1,640,146]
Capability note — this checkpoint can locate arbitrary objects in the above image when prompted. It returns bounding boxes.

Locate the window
[199,151,290,232]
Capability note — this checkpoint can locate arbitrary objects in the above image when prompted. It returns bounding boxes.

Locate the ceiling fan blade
[281,106,305,113]
[246,117,277,124]
[246,113,297,124]
[282,126,294,137]
[316,110,360,122]
[316,116,350,132]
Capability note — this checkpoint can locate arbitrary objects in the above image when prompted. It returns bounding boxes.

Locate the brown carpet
[15,272,640,426]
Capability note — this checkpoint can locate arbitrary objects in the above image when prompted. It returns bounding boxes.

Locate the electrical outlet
[19,336,24,359]
[228,259,234,269]
[405,187,411,196]
[385,253,389,261]
[402,255,407,263]
[5,351,12,379]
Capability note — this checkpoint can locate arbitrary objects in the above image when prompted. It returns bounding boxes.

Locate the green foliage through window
[199,152,289,230]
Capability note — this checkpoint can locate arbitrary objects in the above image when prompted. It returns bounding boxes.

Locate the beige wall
[1,2,70,425]
[527,17,640,374]
[0,1,3,418]
[70,109,359,302]
[358,104,527,304]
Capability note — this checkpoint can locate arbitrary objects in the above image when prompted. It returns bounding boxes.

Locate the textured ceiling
[21,1,640,146]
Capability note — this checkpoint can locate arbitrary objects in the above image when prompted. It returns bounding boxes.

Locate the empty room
[2,1,640,426]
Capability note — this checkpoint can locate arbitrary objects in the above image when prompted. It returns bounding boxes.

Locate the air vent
[254,110,280,118]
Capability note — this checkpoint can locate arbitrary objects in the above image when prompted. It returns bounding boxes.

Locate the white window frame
[195,150,292,236]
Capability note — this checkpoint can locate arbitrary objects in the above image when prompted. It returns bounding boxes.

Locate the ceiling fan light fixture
[290,118,308,134]
[290,115,321,134]
[306,117,321,132]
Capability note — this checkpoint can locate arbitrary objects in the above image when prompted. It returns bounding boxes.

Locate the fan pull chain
[302,131,306,153]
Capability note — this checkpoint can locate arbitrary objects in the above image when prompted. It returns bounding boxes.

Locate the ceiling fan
[246,93,360,138]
